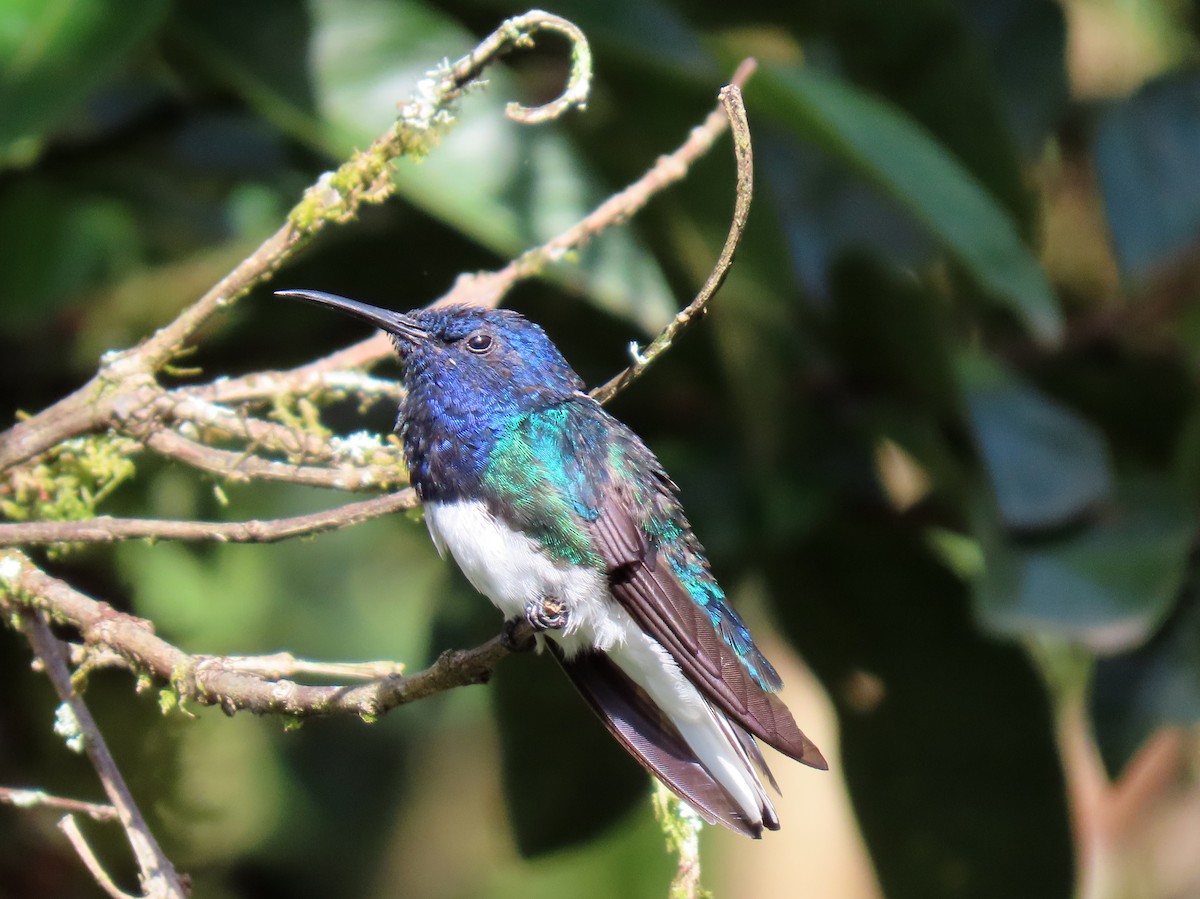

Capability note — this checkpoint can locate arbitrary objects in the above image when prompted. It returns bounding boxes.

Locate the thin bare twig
[439,58,759,315]
[0,785,117,822]
[58,815,141,899]
[592,74,755,404]
[0,490,418,547]
[193,652,406,681]
[180,362,401,407]
[20,609,188,899]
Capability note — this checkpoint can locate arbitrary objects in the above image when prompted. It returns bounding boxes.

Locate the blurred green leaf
[965,0,1069,157]
[962,353,1113,529]
[973,479,1194,651]
[178,0,677,332]
[1096,72,1200,281]
[119,542,277,652]
[1091,573,1200,775]
[773,521,1073,899]
[829,252,958,413]
[0,0,168,156]
[0,178,141,321]
[750,63,1063,344]
[482,801,673,899]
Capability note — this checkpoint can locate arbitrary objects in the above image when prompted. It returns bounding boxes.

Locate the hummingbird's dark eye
[466,332,493,354]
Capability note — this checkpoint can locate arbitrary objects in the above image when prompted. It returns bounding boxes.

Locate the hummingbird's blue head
[275,290,584,414]
[400,304,585,407]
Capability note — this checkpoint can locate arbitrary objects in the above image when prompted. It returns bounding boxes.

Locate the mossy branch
[0,16,757,894]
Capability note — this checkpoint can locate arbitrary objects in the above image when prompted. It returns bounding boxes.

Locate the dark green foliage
[1092,569,1200,775]
[771,521,1073,899]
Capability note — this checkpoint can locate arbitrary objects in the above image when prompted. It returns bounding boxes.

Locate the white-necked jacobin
[277,289,827,837]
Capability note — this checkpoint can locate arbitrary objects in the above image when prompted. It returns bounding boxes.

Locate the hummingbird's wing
[590,475,827,770]
[488,397,826,770]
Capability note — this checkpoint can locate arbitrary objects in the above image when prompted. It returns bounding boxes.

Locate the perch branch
[0,550,528,719]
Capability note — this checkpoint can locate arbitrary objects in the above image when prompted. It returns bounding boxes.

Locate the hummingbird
[277,290,827,837]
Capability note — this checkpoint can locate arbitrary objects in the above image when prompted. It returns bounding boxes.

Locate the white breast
[424,500,629,653]
[423,499,772,828]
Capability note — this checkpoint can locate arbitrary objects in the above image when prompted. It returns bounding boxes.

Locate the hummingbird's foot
[501,617,537,653]
[526,595,569,632]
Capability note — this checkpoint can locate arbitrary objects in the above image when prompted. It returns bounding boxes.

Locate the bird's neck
[401,382,557,503]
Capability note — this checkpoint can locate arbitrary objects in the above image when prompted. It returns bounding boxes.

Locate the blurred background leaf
[0,0,169,161]
[1091,568,1200,775]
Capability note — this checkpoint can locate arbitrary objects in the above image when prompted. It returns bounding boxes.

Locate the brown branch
[0,785,117,822]
[0,54,758,767]
[190,652,407,681]
[58,815,141,899]
[0,10,592,476]
[143,428,405,490]
[0,550,527,720]
[592,71,756,404]
[0,490,417,547]
[439,57,759,315]
[19,608,188,898]
[179,354,400,406]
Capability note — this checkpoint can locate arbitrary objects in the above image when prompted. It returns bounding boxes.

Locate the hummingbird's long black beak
[275,289,428,344]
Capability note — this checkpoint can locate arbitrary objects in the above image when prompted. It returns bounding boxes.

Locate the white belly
[423,499,771,826]
[424,499,629,654]
[425,498,708,712]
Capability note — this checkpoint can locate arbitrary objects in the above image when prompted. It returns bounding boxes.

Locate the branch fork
[0,10,757,895]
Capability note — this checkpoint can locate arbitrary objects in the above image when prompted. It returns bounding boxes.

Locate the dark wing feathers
[603,495,825,769]
[549,643,764,838]
[591,496,652,581]
[561,400,827,771]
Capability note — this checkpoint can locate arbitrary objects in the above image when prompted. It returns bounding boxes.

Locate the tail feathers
[552,646,772,838]
[731,722,781,795]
